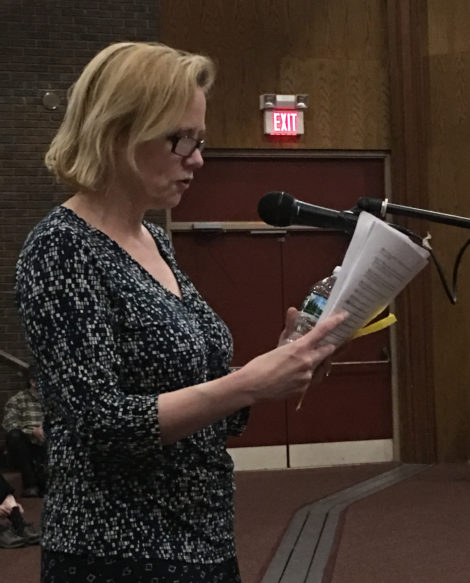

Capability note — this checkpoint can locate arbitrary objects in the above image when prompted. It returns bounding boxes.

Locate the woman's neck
[62,189,146,238]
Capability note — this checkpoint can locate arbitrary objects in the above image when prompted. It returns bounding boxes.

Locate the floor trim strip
[260,464,430,583]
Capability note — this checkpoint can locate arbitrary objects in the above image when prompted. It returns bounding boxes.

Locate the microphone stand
[355,197,470,304]
[357,198,470,230]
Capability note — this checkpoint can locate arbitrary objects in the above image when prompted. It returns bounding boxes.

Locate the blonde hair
[45,42,215,191]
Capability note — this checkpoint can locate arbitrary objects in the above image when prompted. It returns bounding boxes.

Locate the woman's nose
[184,147,204,169]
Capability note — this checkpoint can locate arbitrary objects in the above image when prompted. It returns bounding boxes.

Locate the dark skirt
[41,549,242,583]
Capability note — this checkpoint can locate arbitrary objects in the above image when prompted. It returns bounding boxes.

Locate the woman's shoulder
[23,206,86,244]
[18,206,95,266]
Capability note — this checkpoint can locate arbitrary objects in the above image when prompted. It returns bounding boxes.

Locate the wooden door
[170,153,393,462]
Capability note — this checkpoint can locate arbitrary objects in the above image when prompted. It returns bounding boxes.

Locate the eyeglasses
[167,134,205,157]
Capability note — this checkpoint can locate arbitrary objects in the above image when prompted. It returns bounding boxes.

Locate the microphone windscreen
[357,197,383,213]
[258,191,295,227]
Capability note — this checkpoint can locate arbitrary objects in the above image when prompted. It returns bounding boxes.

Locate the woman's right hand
[158,311,347,445]
[237,311,347,404]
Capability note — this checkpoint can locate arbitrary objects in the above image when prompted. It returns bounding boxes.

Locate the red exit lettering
[271,111,298,135]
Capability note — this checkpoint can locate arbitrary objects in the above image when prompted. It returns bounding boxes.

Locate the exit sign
[264,109,304,135]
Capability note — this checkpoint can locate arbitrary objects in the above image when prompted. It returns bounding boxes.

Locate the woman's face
[120,87,207,211]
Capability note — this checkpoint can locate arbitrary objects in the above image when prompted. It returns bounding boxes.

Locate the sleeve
[2,397,20,434]
[21,410,40,435]
[15,228,162,465]
[226,407,250,436]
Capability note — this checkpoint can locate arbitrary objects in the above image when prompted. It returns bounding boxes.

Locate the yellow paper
[352,313,397,339]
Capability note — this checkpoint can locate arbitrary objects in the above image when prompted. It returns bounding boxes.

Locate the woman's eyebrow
[174,126,206,137]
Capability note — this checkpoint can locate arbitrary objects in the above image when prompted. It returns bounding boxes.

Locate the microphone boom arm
[358,197,470,230]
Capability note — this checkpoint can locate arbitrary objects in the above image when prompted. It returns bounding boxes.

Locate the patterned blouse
[15,206,248,563]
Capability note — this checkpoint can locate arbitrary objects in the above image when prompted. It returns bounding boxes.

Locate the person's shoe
[9,506,41,545]
[22,486,40,498]
[22,523,41,545]
[0,523,25,549]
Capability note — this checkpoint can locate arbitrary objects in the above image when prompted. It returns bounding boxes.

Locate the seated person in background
[2,366,47,497]
[0,472,40,548]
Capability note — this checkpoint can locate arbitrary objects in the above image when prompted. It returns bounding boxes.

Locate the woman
[15,42,346,582]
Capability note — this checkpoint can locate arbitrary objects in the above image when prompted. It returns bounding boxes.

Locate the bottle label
[301,293,328,320]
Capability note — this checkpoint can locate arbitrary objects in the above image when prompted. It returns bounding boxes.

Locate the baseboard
[228,439,394,471]
[289,438,394,468]
[228,445,288,471]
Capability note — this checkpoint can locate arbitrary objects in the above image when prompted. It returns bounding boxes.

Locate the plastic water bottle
[287,266,341,342]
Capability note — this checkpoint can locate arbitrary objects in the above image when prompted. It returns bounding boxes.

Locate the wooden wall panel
[160,0,470,461]
[426,1,470,460]
[427,0,470,55]
[389,0,470,461]
[386,0,437,463]
[159,0,390,150]
[280,57,389,148]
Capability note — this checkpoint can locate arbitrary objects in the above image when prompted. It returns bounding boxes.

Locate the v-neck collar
[56,205,184,302]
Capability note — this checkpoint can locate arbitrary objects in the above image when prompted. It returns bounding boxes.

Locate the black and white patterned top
[15,206,248,563]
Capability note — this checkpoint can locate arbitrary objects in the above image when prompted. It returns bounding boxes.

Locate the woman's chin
[167,192,183,209]
[147,193,182,212]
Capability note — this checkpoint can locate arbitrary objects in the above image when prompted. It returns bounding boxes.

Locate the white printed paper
[318,211,430,345]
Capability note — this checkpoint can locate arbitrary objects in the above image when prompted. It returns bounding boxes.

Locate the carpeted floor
[324,463,470,583]
[3,463,470,583]
[234,462,398,583]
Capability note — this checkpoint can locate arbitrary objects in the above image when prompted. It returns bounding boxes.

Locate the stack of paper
[318,211,430,346]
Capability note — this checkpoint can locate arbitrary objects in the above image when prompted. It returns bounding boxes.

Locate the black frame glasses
[168,134,205,157]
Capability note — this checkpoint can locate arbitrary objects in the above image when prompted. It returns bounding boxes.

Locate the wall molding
[229,439,394,471]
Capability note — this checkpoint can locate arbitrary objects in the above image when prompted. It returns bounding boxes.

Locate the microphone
[258,191,358,234]
[357,197,470,229]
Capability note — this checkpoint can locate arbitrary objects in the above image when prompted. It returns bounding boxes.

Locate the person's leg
[31,443,47,494]
[0,473,14,504]
[8,506,40,544]
[0,473,26,548]
[5,429,39,493]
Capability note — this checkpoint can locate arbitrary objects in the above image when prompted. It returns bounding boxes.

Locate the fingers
[301,310,348,347]
[278,307,299,346]
[285,306,298,330]
[316,355,333,374]
[282,307,299,340]
[296,354,334,410]
[312,356,333,383]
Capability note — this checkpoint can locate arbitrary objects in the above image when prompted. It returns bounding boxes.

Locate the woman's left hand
[277,307,299,346]
[278,306,334,384]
